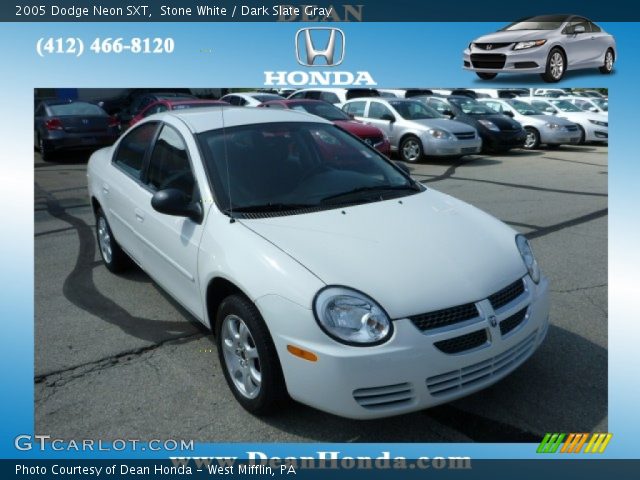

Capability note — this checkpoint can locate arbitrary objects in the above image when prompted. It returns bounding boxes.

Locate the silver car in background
[342,98,481,162]
[479,98,582,149]
[561,96,608,115]
[463,14,616,82]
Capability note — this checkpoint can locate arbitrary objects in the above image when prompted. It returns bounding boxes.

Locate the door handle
[135,208,145,223]
[102,183,110,194]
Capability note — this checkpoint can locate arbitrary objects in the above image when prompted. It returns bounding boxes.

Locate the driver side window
[368,102,393,120]
[147,125,196,202]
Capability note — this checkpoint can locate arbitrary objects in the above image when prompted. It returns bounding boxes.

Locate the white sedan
[87,106,550,419]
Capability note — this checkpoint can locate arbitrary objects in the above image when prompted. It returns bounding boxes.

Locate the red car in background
[259,99,391,155]
[130,99,228,127]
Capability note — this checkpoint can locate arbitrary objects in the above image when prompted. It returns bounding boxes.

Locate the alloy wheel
[550,52,564,80]
[221,314,262,399]
[524,131,537,149]
[402,139,421,162]
[605,51,613,71]
[97,216,113,264]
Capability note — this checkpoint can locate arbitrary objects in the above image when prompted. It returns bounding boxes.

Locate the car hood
[474,30,552,44]
[554,111,607,123]
[240,189,526,318]
[333,120,383,137]
[408,118,476,134]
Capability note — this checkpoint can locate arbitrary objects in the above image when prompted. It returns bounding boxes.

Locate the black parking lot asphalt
[34,145,607,442]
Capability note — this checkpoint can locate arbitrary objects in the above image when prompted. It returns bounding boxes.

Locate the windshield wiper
[320,184,421,205]
[226,202,318,214]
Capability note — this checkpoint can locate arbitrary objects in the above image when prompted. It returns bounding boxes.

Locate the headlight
[428,128,451,139]
[516,235,540,284]
[589,119,608,127]
[314,287,392,345]
[513,39,547,50]
[478,119,500,132]
[469,42,475,49]
[544,122,564,130]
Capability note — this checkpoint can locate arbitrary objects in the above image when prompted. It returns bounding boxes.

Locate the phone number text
[35,37,175,57]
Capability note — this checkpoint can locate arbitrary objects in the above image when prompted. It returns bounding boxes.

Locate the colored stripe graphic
[538,433,612,454]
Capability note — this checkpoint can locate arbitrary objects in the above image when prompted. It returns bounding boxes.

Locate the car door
[106,122,160,265]
[364,101,398,144]
[588,22,610,64]
[136,123,205,319]
[562,18,593,67]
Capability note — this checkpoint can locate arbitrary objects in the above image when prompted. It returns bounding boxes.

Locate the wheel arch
[205,276,253,332]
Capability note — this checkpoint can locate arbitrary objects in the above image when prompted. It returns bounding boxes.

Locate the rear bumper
[258,275,549,419]
[463,45,549,74]
[42,131,118,151]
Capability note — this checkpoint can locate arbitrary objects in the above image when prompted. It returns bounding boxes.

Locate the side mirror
[503,110,515,117]
[151,189,202,222]
[589,106,598,112]
[347,113,355,119]
[574,25,586,34]
[395,161,411,175]
[442,109,454,118]
[380,113,396,122]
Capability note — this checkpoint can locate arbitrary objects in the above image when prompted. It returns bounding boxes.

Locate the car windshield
[508,100,544,115]
[449,98,496,115]
[252,94,284,103]
[290,102,351,121]
[549,100,583,112]
[502,15,566,31]
[197,122,417,215]
[389,101,443,120]
[48,102,106,116]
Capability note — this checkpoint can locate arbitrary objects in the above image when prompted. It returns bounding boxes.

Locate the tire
[95,208,130,273]
[523,127,541,150]
[541,48,566,83]
[38,134,53,163]
[576,125,586,145]
[599,49,614,74]
[216,294,288,416]
[476,72,498,80]
[399,135,423,163]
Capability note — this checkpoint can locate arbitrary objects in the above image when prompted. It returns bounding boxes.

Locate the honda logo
[295,28,345,67]
[486,44,493,50]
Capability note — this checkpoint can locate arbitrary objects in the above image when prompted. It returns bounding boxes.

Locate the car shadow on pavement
[470,69,616,85]
[255,324,606,443]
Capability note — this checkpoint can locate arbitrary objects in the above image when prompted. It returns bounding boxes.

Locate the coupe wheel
[399,136,423,163]
[541,48,565,83]
[476,72,497,80]
[523,128,541,150]
[96,208,130,273]
[599,49,614,74]
[216,295,287,415]
[38,135,52,162]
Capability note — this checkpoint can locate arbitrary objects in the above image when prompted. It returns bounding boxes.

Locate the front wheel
[541,48,566,82]
[599,49,614,74]
[476,72,497,80]
[216,295,288,416]
[523,127,541,150]
[399,136,423,163]
[577,125,586,145]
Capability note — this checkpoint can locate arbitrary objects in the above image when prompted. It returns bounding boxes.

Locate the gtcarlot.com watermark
[14,435,194,452]
[171,452,472,471]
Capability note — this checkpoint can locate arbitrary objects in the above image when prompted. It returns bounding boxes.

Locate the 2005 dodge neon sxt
[87,106,549,419]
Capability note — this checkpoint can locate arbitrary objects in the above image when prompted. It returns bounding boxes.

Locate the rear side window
[147,126,195,202]
[114,123,157,178]
[319,91,340,104]
[304,91,322,100]
[589,22,601,33]
[343,101,366,116]
[368,102,394,120]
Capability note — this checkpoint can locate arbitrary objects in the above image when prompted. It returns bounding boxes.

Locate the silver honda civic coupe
[463,14,616,82]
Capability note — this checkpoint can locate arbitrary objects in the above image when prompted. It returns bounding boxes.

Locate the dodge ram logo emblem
[489,315,498,327]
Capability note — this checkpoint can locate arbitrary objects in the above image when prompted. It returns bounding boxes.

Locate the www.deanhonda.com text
[171,453,472,471]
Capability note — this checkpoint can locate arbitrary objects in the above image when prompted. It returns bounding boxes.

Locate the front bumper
[258,274,549,419]
[482,129,527,150]
[421,134,482,157]
[539,126,582,145]
[463,45,549,74]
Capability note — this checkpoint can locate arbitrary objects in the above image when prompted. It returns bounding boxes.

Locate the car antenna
[220,103,235,223]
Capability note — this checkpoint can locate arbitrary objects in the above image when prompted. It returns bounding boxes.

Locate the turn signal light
[287,345,318,362]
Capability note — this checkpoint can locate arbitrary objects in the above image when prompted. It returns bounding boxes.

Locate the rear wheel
[523,127,541,149]
[216,295,288,416]
[541,48,565,82]
[476,72,497,80]
[38,135,53,162]
[96,208,130,273]
[599,49,614,74]
[399,135,423,163]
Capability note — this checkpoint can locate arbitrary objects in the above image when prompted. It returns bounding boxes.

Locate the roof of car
[159,105,332,133]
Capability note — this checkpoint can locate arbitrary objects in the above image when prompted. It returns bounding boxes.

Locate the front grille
[566,124,579,131]
[426,331,538,396]
[434,329,488,354]
[454,131,476,140]
[353,382,414,409]
[471,53,507,69]
[363,135,384,146]
[409,303,479,332]
[499,308,528,336]
[488,278,525,310]
[474,42,512,50]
